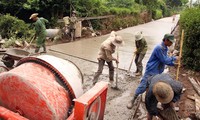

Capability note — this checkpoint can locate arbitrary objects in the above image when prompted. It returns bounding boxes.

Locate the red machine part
[0,55,83,120]
[71,81,108,120]
[0,55,108,120]
[0,106,28,120]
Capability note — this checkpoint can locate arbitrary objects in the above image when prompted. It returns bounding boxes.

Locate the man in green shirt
[30,13,48,53]
[134,31,148,76]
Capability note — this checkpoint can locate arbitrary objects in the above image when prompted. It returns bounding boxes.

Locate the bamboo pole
[115,46,119,88]
[176,29,184,80]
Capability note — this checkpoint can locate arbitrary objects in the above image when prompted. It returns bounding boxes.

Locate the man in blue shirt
[127,33,180,109]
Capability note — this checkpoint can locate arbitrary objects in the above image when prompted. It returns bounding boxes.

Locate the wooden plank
[58,15,115,23]
[196,80,200,86]
[194,94,200,111]
[187,94,200,112]
[188,77,200,96]
[79,15,115,21]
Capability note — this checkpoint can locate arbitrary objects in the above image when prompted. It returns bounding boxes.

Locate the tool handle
[115,47,119,88]
[176,29,184,80]
[128,53,136,72]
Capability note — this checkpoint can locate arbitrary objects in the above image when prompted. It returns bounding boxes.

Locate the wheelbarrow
[1,48,30,68]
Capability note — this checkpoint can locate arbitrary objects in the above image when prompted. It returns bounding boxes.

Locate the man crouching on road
[92,31,124,85]
[145,73,183,120]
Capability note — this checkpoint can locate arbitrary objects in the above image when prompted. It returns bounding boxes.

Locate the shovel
[24,35,36,51]
[126,53,136,77]
[111,47,119,90]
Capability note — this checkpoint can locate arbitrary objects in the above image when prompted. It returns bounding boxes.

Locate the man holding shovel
[133,31,148,76]
[92,31,124,86]
[127,33,180,109]
[29,13,48,53]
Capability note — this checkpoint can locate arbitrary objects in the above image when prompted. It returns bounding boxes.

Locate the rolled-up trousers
[93,59,114,84]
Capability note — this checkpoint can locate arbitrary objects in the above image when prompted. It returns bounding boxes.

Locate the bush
[152,9,163,20]
[0,14,32,39]
[180,7,200,71]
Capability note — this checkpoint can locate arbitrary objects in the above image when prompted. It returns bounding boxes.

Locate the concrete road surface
[49,15,179,73]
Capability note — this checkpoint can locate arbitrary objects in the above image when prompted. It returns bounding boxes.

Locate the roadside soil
[170,67,200,119]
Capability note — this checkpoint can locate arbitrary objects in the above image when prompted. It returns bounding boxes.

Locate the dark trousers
[135,53,145,73]
[93,59,114,84]
[35,45,46,53]
[70,29,76,41]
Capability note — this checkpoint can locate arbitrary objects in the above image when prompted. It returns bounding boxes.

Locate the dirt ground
[169,67,200,119]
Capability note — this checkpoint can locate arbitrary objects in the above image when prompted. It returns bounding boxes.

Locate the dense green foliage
[0,14,35,47]
[0,14,31,39]
[0,0,188,43]
[180,7,200,71]
[152,9,163,19]
[0,0,188,20]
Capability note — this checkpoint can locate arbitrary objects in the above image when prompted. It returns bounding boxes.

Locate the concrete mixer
[0,55,108,120]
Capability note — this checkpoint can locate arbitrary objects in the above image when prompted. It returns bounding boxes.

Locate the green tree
[72,0,108,17]
[23,0,69,18]
[0,0,27,15]
[106,0,135,8]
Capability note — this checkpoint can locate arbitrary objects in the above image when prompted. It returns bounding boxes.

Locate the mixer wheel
[2,55,15,68]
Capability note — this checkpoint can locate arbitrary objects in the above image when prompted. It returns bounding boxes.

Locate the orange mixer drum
[0,55,83,120]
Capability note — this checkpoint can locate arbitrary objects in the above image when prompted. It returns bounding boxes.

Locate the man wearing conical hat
[145,73,183,120]
[134,31,148,76]
[92,31,124,86]
[29,13,48,53]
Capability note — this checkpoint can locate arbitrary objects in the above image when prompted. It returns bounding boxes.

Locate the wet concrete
[49,15,179,73]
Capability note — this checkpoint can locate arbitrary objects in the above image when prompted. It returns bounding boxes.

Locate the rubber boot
[127,95,138,109]
[42,45,47,53]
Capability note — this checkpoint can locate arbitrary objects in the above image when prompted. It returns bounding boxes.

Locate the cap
[164,34,175,43]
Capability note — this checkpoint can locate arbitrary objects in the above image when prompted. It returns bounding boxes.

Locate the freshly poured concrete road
[49,15,179,73]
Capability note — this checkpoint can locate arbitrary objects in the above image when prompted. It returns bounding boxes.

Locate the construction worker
[134,31,148,76]
[145,73,183,120]
[29,13,48,53]
[93,31,124,85]
[69,10,78,41]
[172,14,176,23]
[127,33,180,109]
